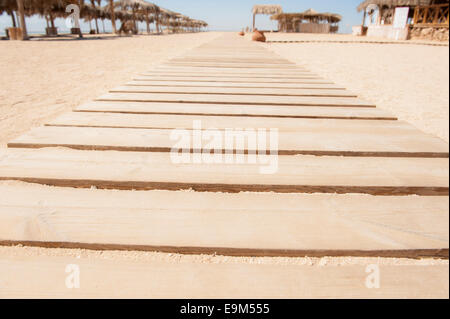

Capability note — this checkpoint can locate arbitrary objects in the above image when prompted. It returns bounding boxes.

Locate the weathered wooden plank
[134,75,333,84]
[147,68,313,76]
[75,101,396,120]
[0,148,447,195]
[47,112,402,132]
[97,93,374,107]
[111,85,356,97]
[9,124,448,157]
[0,184,448,257]
[162,62,297,69]
[1,251,448,298]
[171,57,293,64]
[126,80,344,89]
[151,65,307,72]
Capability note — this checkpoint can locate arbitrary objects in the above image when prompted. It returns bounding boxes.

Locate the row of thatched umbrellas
[0,0,208,39]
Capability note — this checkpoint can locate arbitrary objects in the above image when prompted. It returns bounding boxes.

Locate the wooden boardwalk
[0,34,448,261]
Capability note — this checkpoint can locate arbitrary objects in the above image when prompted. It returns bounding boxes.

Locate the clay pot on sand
[238,31,244,36]
[252,29,266,42]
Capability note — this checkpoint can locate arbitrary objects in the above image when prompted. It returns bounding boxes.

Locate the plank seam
[0,177,448,196]
[0,241,447,258]
[95,99,377,108]
[72,110,397,120]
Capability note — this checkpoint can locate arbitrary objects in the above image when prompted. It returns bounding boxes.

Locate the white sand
[259,33,449,142]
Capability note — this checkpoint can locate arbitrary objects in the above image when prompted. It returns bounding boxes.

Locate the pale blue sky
[0,0,365,35]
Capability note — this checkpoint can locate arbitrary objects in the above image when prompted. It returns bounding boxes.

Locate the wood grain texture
[110,85,356,97]
[0,184,448,257]
[1,253,447,298]
[0,148,448,195]
[134,75,333,84]
[126,80,344,89]
[75,101,395,120]
[97,92,375,107]
[10,121,448,157]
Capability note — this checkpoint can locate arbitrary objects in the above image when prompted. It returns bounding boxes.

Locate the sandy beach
[261,33,449,142]
[0,31,448,299]
[0,33,220,147]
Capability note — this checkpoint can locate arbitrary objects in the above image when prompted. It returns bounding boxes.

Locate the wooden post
[252,13,256,31]
[50,13,55,28]
[362,10,367,26]
[146,13,150,34]
[16,0,28,40]
[156,14,160,33]
[109,0,117,34]
[433,6,439,24]
[10,11,17,27]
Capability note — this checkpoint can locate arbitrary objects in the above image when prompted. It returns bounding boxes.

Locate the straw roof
[103,2,133,20]
[0,0,17,14]
[302,8,319,15]
[252,4,282,15]
[271,9,342,23]
[117,0,158,12]
[357,0,434,11]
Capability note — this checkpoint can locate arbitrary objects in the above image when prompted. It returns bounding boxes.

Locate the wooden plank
[1,250,448,298]
[47,112,402,132]
[126,80,344,89]
[147,68,313,76]
[134,75,333,84]
[9,124,449,157]
[0,148,447,195]
[162,62,297,69]
[0,184,448,257]
[171,57,293,64]
[75,101,396,120]
[141,73,323,80]
[97,92,375,107]
[152,65,307,72]
[111,85,356,97]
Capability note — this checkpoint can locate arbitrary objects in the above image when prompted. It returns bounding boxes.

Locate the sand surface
[257,33,449,143]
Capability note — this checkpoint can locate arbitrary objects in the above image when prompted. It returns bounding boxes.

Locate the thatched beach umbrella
[158,7,178,32]
[252,4,282,30]
[116,0,157,33]
[87,0,101,33]
[271,9,342,32]
[105,0,116,33]
[0,0,18,28]
[135,0,158,34]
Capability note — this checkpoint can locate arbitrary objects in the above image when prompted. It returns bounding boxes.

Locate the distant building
[271,9,342,33]
[252,4,283,31]
[354,0,449,41]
